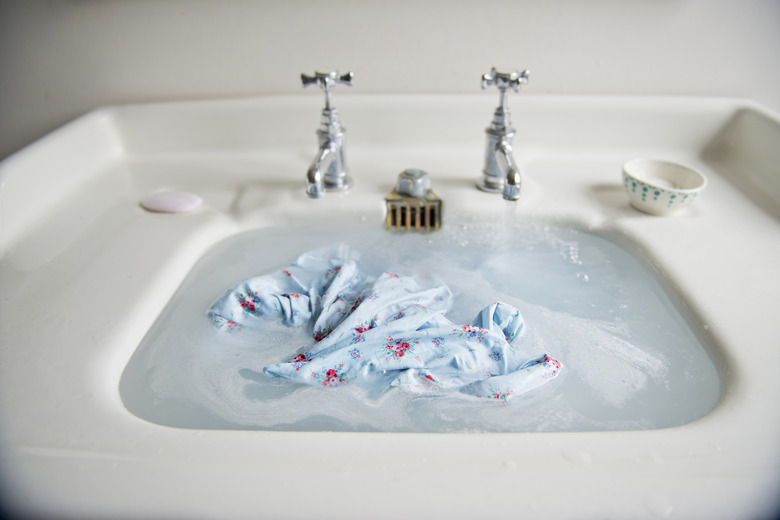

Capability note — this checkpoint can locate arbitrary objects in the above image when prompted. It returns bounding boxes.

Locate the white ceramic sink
[1,95,779,519]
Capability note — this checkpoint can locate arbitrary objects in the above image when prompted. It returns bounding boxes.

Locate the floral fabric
[208,250,562,400]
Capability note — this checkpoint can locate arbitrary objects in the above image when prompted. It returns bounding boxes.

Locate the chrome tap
[478,67,529,201]
[301,71,354,198]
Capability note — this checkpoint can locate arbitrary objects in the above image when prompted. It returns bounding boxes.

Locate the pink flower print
[285,293,300,299]
[489,351,502,362]
[348,348,361,360]
[212,316,242,332]
[282,270,292,277]
[236,292,261,313]
[313,326,333,342]
[225,320,241,332]
[322,369,341,387]
[383,337,417,360]
[313,365,350,387]
[350,297,363,313]
[540,355,562,379]
[485,387,514,400]
[390,339,411,358]
[460,325,487,341]
[384,272,400,278]
[291,353,311,371]
[354,319,377,340]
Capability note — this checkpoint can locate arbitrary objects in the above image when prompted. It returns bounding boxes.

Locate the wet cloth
[207,250,562,400]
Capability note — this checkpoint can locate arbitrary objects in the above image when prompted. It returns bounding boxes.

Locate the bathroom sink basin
[120,224,721,433]
[1,95,779,518]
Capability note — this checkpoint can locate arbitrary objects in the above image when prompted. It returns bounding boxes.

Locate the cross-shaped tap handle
[301,71,354,110]
[481,68,530,93]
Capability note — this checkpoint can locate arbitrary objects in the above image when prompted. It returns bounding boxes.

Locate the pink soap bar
[140,191,202,213]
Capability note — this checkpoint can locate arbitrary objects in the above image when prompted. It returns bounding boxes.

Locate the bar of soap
[140,191,202,213]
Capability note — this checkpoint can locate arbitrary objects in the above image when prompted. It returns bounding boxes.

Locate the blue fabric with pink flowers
[207,250,562,400]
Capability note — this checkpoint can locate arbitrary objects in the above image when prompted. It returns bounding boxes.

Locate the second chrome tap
[478,67,529,201]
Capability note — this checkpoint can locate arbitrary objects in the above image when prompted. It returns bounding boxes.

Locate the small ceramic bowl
[622,159,707,216]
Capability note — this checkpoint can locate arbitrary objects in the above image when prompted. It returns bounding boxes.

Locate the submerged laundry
[207,250,562,400]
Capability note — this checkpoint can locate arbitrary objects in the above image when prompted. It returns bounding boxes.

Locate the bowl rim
[622,158,708,193]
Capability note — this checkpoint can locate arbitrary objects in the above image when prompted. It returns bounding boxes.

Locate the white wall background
[1,0,779,159]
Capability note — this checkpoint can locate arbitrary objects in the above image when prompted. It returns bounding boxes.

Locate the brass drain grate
[385,169,441,232]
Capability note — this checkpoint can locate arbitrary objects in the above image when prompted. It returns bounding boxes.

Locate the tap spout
[478,130,522,200]
[495,140,522,201]
[306,142,336,198]
[305,122,351,198]
[503,169,522,201]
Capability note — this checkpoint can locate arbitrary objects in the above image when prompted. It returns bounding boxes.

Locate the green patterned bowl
[622,159,708,216]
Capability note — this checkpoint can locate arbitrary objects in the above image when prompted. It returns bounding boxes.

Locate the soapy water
[120,224,721,432]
